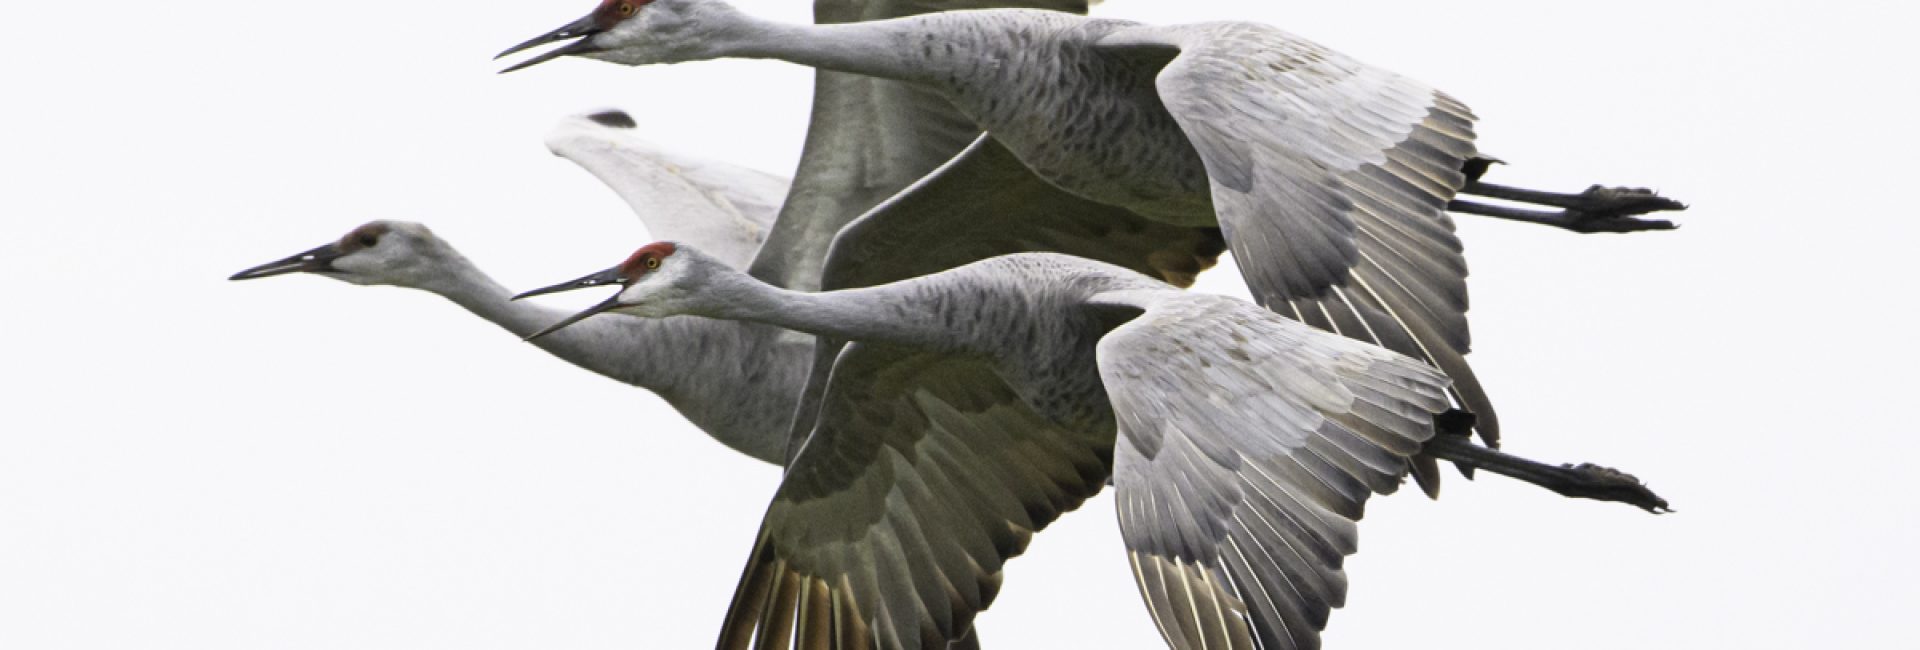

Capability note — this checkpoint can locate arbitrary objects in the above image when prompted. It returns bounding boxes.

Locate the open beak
[497,15,606,73]
[523,294,626,341]
[229,243,345,281]
[513,266,628,341]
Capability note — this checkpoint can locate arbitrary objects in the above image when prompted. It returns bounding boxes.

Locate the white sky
[2,0,1915,647]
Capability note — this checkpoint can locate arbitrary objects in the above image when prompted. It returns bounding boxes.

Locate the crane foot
[1551,462,1673,513]
[1554,185,1687,233]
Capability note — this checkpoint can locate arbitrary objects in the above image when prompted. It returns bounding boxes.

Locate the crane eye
[357,234,379,248]
[617,3,636,16]
[644,256,661,269]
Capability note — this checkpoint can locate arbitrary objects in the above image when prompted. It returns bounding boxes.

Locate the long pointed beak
[513,266,629,341]
[524,293,626,341]
[512,266,626,301]
[497,15,605,73]
[229,243,344,281]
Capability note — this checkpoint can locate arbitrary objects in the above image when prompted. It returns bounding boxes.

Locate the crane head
[229,221,452,287]
[497,0,736,73]
[514,241,717,340]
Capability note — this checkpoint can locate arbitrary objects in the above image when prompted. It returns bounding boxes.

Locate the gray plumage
[502,2,1500,488]
[715,1,1230,468]
[1099,288,1446,650]
[783,133,1227,467]
[520,247,1451,650]
[892,11,1493,461]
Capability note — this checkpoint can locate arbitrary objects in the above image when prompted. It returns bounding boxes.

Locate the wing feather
[1096,292,1450,650]
[545,116,789,271]
[716,345,1110,649]
[1101,23,1498,450]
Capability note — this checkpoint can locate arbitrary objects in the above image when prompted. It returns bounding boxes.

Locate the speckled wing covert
[1097,22,1496,456]
[1091,290,1451,650]
[717,345,1112,650]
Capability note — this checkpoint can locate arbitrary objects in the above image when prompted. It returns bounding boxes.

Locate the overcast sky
[3,0,1915,648]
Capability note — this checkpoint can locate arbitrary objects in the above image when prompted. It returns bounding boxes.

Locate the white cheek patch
[613,257,695,313]
[617,282,649,303]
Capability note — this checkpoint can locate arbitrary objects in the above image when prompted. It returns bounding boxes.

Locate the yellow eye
[644,256,661,269]
[618,3,636,16]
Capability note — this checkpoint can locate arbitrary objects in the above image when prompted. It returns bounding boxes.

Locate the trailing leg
[1448,156,1687,233]
[1422,412,1671,513]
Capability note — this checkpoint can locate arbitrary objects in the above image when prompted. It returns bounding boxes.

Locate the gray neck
[421,259,799,464]
[698,266,973,355]
[721,13,952,86]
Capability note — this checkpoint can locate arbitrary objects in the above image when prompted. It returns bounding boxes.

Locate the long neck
[421,262,662,383]
[420,259,800,463]
[719,12,951,85]
[701,267,977,354]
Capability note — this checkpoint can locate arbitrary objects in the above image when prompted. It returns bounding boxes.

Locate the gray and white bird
[227,116,809,460]
[518,242,1453,650]
[499,0,1689,482]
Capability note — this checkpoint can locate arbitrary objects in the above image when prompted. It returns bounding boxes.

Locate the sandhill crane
[227,212,811,461]
[230,107,870,461]
[498,1,1689,486]
[515,242,1457,650]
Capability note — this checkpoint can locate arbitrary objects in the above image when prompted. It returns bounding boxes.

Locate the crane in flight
[496,0,1687,490]
[513,240,1642,650]
[236,3,1673,644]
[228,112,808,461]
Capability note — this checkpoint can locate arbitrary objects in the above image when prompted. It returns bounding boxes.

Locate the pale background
[2,0,1913,647]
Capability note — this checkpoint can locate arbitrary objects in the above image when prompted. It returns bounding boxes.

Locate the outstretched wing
[546,110,790,270]
[1098,23,1497,451]
[1093,291,1450,650]
[747,0,1097,291]
[718,344,1111,649]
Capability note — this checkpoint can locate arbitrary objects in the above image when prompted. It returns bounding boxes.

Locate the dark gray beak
[513,266,625,301]
[497,15,606,73]
[522,294,626,341]
[513,266,628,341]
[229,243,345,281]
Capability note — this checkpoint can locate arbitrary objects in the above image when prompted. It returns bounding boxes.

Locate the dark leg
[1423,425,1671,513]
[1450,179,1687,234]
